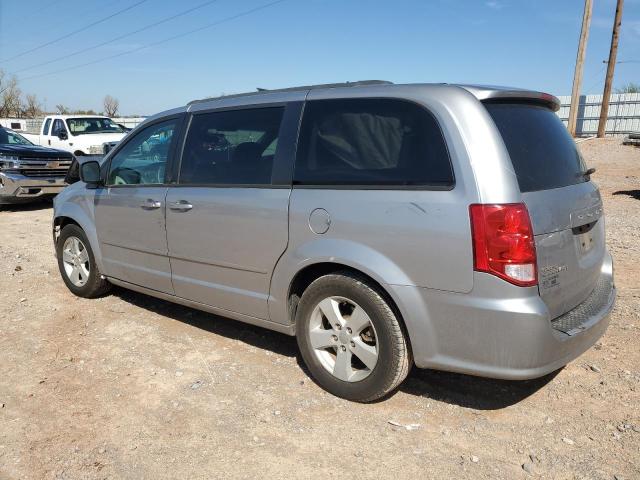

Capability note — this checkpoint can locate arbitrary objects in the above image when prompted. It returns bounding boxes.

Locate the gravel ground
[0,138,638,479]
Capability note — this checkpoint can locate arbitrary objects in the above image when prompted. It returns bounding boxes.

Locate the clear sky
[1,0,639,115]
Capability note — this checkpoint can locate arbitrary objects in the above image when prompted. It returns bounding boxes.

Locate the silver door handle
[169,200,193,212]
[141,199,162,210]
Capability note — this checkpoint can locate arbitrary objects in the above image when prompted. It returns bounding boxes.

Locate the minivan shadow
[112,287,299,359]
[111,287,559,409]
[399,367,560,410]
[0,199,53,212]
[612,189,640,200]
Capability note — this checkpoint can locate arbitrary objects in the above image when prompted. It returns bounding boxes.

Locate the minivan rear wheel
[56,224,111,298]
[296,272,411,402]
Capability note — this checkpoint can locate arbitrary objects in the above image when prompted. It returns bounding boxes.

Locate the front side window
[51,119,65,136]
[179,107,284,185]
[107,120,176,185]
[294,98,453,187]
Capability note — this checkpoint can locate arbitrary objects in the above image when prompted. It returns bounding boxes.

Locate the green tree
[615,82,640,94]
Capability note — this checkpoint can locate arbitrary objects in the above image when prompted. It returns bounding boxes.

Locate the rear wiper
[582,167,596,178]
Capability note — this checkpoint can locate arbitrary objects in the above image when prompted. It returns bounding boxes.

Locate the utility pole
[568,0,592,137]
[597,0,624,138]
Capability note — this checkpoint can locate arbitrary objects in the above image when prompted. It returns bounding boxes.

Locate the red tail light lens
[469,203,537,287]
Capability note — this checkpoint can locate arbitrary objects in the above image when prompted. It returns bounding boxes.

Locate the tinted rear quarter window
[294,98,453,187]
[485,103,587,192]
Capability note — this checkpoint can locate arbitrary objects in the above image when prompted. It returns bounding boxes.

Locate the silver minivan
[53,81,615,402]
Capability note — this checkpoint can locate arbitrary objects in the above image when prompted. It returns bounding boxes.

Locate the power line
[1,0,118,52]
[583,64,607,94]
[0,0,149,63]
[14,0,223,74]
[18,0,289,82]
[24,0,64,21]
[602,59,640,64]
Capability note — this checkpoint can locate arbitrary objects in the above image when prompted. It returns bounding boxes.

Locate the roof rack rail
[187,80,393,105]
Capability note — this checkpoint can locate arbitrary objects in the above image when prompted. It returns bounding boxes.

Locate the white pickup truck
[23,115,127,156]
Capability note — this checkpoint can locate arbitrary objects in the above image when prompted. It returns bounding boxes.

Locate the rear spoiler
[457,85,561,112]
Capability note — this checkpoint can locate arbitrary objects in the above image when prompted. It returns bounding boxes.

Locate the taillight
[469,203,537,287]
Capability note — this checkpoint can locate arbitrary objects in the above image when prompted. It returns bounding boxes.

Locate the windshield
[66,117,125,135]
[484,103,587,192]
[0,129,34,146]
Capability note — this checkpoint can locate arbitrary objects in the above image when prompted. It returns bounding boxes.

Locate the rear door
[95,117,182,294]
[485,102,605,319]
[165,103,301,319]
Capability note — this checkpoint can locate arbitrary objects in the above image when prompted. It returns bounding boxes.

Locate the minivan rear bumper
[390,252,615,380]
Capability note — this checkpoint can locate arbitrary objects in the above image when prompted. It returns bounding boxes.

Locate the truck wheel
[296,272,411,402]
[56,224,111,298]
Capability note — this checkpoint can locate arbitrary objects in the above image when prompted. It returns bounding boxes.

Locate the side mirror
[58,130,68,140]
[80,161,103,187]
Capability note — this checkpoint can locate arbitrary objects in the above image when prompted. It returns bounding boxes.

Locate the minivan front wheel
[56,224,111,298]
[296,272,411,402]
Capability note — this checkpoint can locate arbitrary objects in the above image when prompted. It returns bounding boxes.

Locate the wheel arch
[286,261,414,359]
[53,215,81,231]
[53,205,105,272]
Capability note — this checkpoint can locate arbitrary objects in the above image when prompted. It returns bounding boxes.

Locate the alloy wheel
[308,296,379,382]
[62,236,90,287]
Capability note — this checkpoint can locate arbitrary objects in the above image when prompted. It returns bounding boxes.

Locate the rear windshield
[484,103,587,192]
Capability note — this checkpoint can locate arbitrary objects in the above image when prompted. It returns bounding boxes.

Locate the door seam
[163,187,176,294]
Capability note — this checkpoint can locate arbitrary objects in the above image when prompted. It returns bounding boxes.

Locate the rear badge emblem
[540,264,567,289]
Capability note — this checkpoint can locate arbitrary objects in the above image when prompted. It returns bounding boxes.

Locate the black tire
[56,224,111,298]
[296,271,411,402]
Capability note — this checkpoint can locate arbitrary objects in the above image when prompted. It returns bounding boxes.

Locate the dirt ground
[0,138,638,480]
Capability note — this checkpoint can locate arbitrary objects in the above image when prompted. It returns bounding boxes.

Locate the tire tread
[296,270,411,402]
[57,224,111,298]
[343,272,411,402]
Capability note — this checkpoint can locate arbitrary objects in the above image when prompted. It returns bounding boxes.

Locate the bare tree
[24,94,42,118]
[103,95,119,117]
[0,69,108,119]
[0,74,23,117]
[72,109,99,115]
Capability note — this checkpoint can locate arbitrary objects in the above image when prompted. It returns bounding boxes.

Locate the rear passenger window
[294,99,453,187]
[179,107,284,185]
